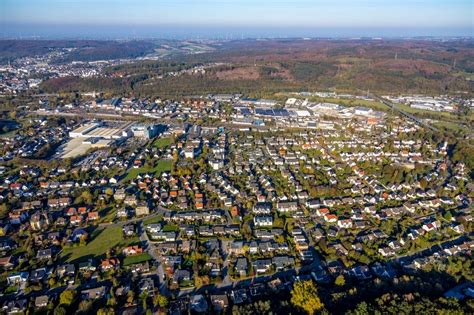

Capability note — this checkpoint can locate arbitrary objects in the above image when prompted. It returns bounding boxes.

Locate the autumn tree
[59,289,76,306]
[291,280,323,315]
[97,308,115,315]
[335,274,346,286]
[194,274,210,288]
[153,294,169,308]
[0,203,8,220]
[76,190,93,205]
[54,306,67,315]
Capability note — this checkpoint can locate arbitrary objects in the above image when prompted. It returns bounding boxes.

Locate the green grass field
[152,137,173,148]
[4,285,18,294]
[123,253,152,266]
[143,215,163,226]
[61,225,139,263]
[162,224,179,232]
[432,120,470,132]
[98,206,116,224]
[123,159,173,182]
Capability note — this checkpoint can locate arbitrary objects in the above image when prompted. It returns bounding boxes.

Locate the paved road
[138,221,169,296]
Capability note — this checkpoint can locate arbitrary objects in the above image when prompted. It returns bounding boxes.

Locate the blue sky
[1,0,472,38]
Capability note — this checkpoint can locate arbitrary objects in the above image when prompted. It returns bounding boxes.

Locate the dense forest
[0,40,156,63]
[39,39,474,97]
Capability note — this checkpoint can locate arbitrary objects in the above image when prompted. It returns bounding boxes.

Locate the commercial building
[69,123,101,138]
[131,124,160,139]
[69,121,132,140]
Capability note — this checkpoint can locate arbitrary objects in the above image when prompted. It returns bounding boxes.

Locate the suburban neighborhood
[0,89,472,314]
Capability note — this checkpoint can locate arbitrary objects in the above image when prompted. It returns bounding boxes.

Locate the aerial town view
[0,1,473,314]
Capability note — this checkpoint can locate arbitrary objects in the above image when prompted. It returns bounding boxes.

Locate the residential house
[272,256,295,271]
[422,221,440,232]
[87,211,99,221]
[228,241,245,256]
[123,224,136,237]
[78,260,97,272]
[81,286,107,300]
[135,203,150,216]
[123,246,143,256]
[101,258,119,272]
[210,294,229,312]
[316,208,330,216]
[337,218,353,229]
[276,201,298,213]
[146,223,162,233]
[0,256,16,270]
[254,215,273,227]
[252,259,272,274]
[70,215,82,226]
[324,214,337,223]
[30,267,48,282]
[124,195,138,206]
[56,264,75,278]
[30,212,50,231]
[139,277,155,295]
[253,202,272,214]
[172,269,191,285]
[235,257,248,277]
[35,295,49,308]
[36,248,52,260]
[2,299,28,314]
[7,271,29,285]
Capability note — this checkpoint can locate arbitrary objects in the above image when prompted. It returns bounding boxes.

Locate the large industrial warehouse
[69,121,134,140]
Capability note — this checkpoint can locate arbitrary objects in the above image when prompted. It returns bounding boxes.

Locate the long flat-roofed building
[69,123,101,138]
[69,121,133,140]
